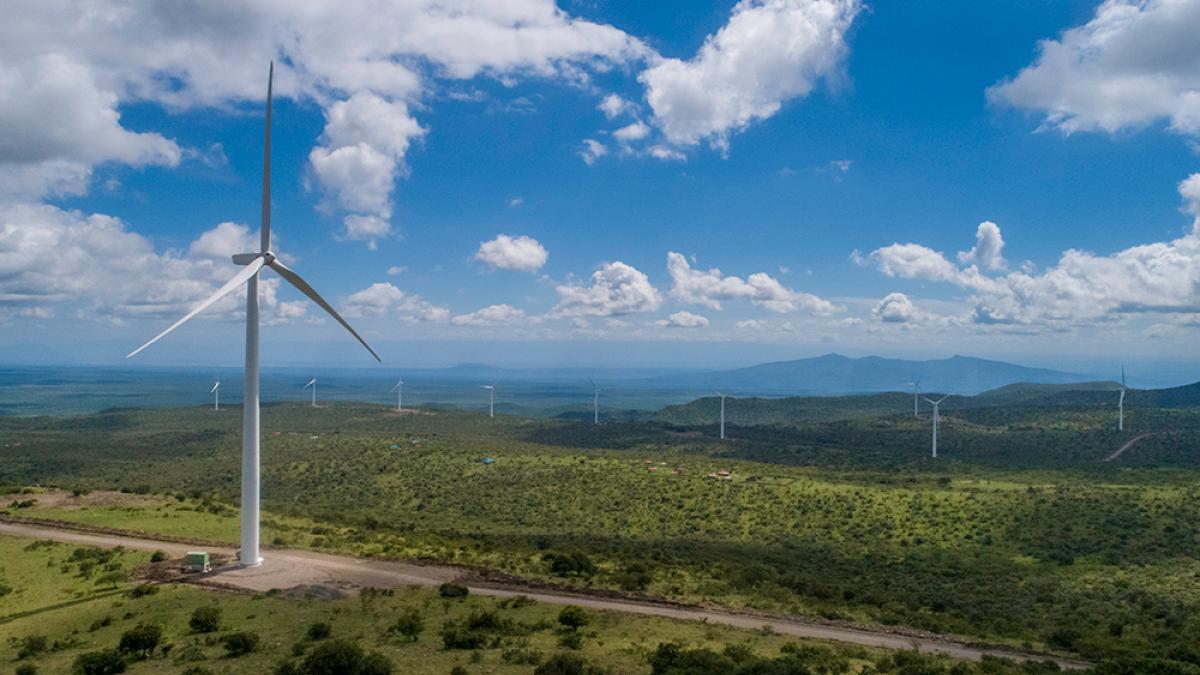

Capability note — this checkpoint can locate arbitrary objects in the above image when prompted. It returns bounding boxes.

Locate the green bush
[17,635,48,660]
[189,606,221,633]
[16,664,38,675]
[221,631,260,657]
[180,668,213,675]
[307,622,333,641]
[116,624,161,658]
[301,639,392,675]
[72,649,126,675]
[149,550,167,563]
[534,653,604,675]
[544,551,596,578]
[438,583,469,599]
[557,606,589,630]
[388,608,424,642]
[128,583,158,598]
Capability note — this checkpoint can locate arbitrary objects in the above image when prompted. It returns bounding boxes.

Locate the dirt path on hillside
[0,520,1090,669]
[1105,432,1157,462]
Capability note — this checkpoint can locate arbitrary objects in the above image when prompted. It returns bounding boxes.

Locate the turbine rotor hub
[262,251,276,264]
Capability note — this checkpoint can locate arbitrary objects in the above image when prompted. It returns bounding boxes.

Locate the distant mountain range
[645,354,1091,395]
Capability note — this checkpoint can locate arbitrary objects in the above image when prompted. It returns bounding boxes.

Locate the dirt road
[1105,432,1157,461]
[0,520,1089,669]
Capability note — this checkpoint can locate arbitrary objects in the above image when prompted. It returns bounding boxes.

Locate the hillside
[645,354,1088,395]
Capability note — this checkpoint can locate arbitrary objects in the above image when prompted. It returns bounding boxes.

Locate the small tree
[189,606,221,633]
[535,653,603,675]
[221,631,260,657]
[307,622,333,641]
[557,606,588,631]
[438,583,469,599]
[17,664,39,675]
[149,550,167,563]
[17,635,48,659]
[117,624,162,659]
[389,608,424,642]
[301,639,392,675]
[72,649,126,675]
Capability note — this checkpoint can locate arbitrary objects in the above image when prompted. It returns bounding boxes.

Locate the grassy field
[0,534,1068,675]
[3,401,1200,670]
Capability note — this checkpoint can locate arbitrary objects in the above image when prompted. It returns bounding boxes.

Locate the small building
[183,551,210,573]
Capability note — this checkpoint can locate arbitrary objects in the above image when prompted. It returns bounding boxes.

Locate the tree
[534,654,604,675]
[557,606,589,631]
[438,583,469,599]
[221,631,260,657]
[117,624,162,659]
[72,650,126,675]
[389,608,424,642]
[189,606,221,633]
[302,639,392,675]
[307,622,333,641]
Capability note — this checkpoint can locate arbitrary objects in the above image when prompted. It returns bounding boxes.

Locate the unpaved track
[1105,432,1157,462]
[0,521,1089,669]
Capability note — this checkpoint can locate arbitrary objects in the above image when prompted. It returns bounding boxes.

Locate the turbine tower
[1118,365,1126,432]
[305,378,318,408]
[923,395,949,458]
[127,63,380,567]
[588,378,600,425]
[909,380,921,417]
[482,384,495,418]
[391,378,404,412]
[210,381,221,410]
[716,392,728,440]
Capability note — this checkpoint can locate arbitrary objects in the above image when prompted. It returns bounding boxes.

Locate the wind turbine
[391,378,404,412]
[482,384,495,418]
[1118,365,1126,432]
[909,380,921,417]
[588,378,600,424]
[304,378,318,408]
[715,392,728,440]
[127,63,380,567]
[210,381,221,410]
[923,395,950,458]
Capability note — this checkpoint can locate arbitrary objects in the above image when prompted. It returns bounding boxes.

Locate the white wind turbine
[1118,365,1126,432]
[909,379,921,417]
[391,378,404,412]
[482,384,495,418]
[127,63,380,567]
[210,381,221,411]
[588,378,600,424]
[715,392,728,440]
[923,395,950,458]
[304,378,318,408]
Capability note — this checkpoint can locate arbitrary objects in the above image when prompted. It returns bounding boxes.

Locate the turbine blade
[305,378,316,387]
[210,382,220,393]
[261,61,273,252]
[127,258,265,358]
[268,259,381,362]
[390,382,400,392]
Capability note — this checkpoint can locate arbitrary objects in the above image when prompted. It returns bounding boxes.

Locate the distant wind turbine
[909,380,921,417]
[305,378,318,408]
[210,381,221,411]
[1118,365,1126,432]
[715,392,728,440]
[126,63,380,567]
[482,384,495,418]
[923,395,950,458]
[391,378,404,412]
[588,378,600,425]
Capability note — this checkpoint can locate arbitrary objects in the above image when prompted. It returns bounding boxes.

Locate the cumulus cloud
[989,0,1200,136]
[1181,173,1200,226]
[656,310,710,328]
[666,251,838,314]
[550,261,662,317]
[340,282,449,322]
[957,221,1007,271]
[614,121,651,143]
[474,234,549,272]
[598,94,633,119]
[580,139,608,165]
[873,292,917,323]
[861,192,1200,326]
[451,303,531,326]
[640,0,862,149]
[187,222,258,261]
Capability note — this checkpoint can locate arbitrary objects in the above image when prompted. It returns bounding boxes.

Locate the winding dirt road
[1105,432,1157,462]
[0,520,1089,669]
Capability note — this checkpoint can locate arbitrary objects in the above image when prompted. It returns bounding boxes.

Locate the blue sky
[2,0,1199,369]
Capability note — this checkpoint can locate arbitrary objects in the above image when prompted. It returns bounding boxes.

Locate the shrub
[301,639,392,675]
[558,630,584,650]
[128,583,159,598]
[17,664,38,675]
[149,550,167,563]
[117,623,162,658]
[535,653,604,675]
[557,606,589,630]
[221,631,260,657]
[438,583,469,599]
[544,551,595,578]
[72,649,126,675]
[614,562,653,591]
[307,622,333,641]
[440,624,486,650]
[388,608,424,641]
[500,639,543,665]
[17,635,48,659]
[189,606,221,633]
[180,668,213,675]
[274,661,300,675]
[450,667,469,675]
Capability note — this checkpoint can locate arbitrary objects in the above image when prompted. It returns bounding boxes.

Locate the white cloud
[580,139,608,165]
[1181,173,1200,225]
[956,221,1007,271]
[187,222,257,261]
[989,0,1200,136]
[613,121,651,143]
[451,303,530,326]
[873,292,917,323]
[639,0,862,149]
[735,319,769,331]
[666,251,838,314]
[474,234,549,272]
[386,266,407,276]
[862,192,1200,326]
[508,197,524,207]
[656,310,710,328]
[340,282,449,322]
[648,145,686,161]
[598,94,633,119]
[551,261,662,317]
